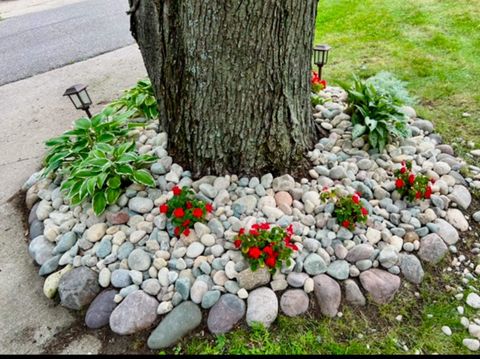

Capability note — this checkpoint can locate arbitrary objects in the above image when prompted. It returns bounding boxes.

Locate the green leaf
[107,175,121,189]
[352,124,367,139]
[97,133,116,143]
[115,164,134,175]
[133,169,156,187]
[117,153,137,163]
[95,143,114,153]
[369,131,379,149]
[145,95,156,106]
[105,187,121,205]
[97,172,108,188]
[135,93,146,107]
[86,177,98,196]
[74,117,91,130]
[92,191,107,215]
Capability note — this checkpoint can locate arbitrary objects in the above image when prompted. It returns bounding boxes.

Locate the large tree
[128,0,319,178]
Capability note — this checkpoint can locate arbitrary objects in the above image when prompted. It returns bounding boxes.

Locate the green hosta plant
[61,141,156,215]
[43,107,138,175]
[344,75,411,152]
[365,71,416,106]
[108,78,158,120]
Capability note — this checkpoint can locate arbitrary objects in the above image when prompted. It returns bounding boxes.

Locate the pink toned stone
[274,191,292,207]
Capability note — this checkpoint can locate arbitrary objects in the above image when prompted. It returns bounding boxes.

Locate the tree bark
[129,0,319,178]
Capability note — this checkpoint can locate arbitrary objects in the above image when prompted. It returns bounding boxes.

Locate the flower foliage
[394,160,433,202]
[234,223,298,274]
[311,70,327,93]
[321,189,368,231]
[160,186,213,237]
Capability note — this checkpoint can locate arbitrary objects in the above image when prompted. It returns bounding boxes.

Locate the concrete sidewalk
[0,44,147,354]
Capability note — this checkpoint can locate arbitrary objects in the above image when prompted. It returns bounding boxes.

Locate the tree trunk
[129,0,319,178]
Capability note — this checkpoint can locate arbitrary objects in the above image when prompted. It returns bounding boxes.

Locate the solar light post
[63,84,93,118]
[313,44,331,80]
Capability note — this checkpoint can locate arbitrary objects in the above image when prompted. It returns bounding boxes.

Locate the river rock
[280,290,309,317]
[110,290,158,335]
[237,267,271,290]
[417,233,448,264]
[359,269,400,304]
[85,289,118,329]
[147,301,202,349]
[313,274,341,317]
[58,267,100,310]
[246,287,278,328]
[207,294,245,334]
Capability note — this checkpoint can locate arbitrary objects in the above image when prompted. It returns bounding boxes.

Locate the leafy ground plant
[43,107,137,175]
[61,141,156,215]
[314,0,480,156]
[345,74,412,152]
[321,189,368,231]
[160,186,213,237]
[394,160,434,202]
[107,78,158,120]
[234,223,298,274]
[366,71,416,106]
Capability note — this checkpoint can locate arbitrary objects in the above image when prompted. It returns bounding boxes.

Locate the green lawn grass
[160,269,471,355]
[155,1,480,354]
[315,0,480,154]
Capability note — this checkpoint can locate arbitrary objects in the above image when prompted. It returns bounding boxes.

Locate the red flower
[182,219,191,227]
[159,204,168,214]
[173,208,185,218]
[425,186,432,199]
[361,207,368,216]
[265,256,276,268]
[286,242,298,251]
[251,223,260,230]
[234,239,242,248]
[409,174,416,185]
[342,220,350,228]
[401,160,406,167]
[239,228,245,235]
[286,224,293,234]
[352,193,360,204]
[263,246,274,256]
[248,247,262,259]
[415,191,422,199]
[395,178,405,189]
[192,208,204,218]
[249,229,259,236]
[205,203,213,213]
[259,222,270,230]
[172,186,181,196]
[400,166,406,174]
[186,201,193,209]
[430,178,436,184]
[183,228,191,236]
[320,79,327,89]
[174,226,181,237]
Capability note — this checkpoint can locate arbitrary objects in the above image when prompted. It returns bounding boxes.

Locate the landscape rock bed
[24,86,480,350]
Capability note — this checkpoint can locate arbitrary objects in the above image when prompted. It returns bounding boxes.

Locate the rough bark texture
[129,0,319,177]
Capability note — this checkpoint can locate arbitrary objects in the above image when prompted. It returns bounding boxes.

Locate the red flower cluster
[321,189,369,232]
[234,223,297,273]
[394,160,434,202]
[160,186,213,237]
[311,70,327,92]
